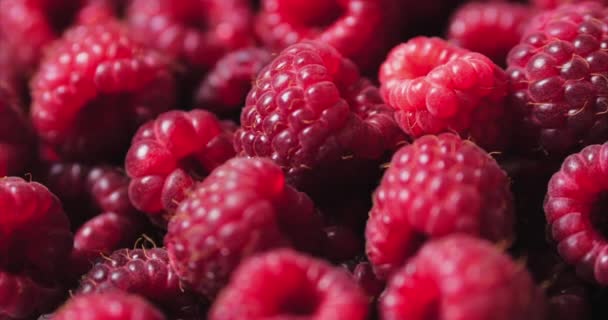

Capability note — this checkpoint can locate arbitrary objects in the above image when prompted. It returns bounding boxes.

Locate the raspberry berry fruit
[53,292,166,320]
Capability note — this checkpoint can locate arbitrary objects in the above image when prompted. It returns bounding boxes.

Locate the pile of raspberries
[6,0,608,319]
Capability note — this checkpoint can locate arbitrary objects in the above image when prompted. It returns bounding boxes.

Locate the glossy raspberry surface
[53,292,166,320]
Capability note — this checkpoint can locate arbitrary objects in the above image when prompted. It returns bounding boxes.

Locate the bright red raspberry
[447,2,533,66]
[365,134,515,279]
[195,47,272,117]
[77,247,206,317]
[209,249,369,320]
[380,37,510,151]
[234,41,405,198]
[0,271,64,319]
[125,110,236,224]
[380,235,546,320]
[126,0,254,71]
[543,141,608,284]
[53,292,166,320]
[165,157,324,298]
[507,2,608,155]
[30,22,176,162]
[0,85,34,177]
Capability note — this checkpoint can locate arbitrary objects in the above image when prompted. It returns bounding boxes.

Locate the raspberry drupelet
[507,2,608,156]
[209,249,369,320]
[164,157,324,298]
[379,235,547,320]
[365,134,515,279]
[125,110,236,224]
[53,292,166,320]
[234,40,404,198]
[380,37,510,151]
[0,85,34,177]
[30,22,176,163]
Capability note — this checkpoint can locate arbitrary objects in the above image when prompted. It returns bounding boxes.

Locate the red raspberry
[30,22,176,162]
[532,0,608,10]
[447,2,533,66]
[365,134,515,279]
[341,260,385,300]
[234,41,404,198]
[78,248,206,317]
[195,47,272,117]
[0,271,64,319]
[125,110,236,224]
[0,85,34,177]
[379,235,546,320]
[53,292,166,320]
[126,0,254,71]
[209,249,369,320]
[507,2,608,155]
[543,141,608,284]
[165,157,324,298]
[380,37,510,151]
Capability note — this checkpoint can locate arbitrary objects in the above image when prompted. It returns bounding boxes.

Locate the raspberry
[532,0,608,10]
[0,271,64,319]
[194,47,272,117]
[126,0,254,71]
[234,41,404,198]
[342,260,385,300]
[0,85,34,177]
[322,225,363,262]
[30,22,176,163]
[365,134,515,279]
[165,157,324,298]
[208,249,369,320]
[380,37,510,151]
[379,235,546,320]
[53,292,166,320]
[125,110,236,223]
[78,248,206,317]
[447,2,533,66]
[543,141,608,284]
[507,2,608,155]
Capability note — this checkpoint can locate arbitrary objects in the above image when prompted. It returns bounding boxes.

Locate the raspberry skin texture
[507,2,608,156]
[127,0,254,71]
[53,292,166,320]
[125,110,236,223]
[447,2,533,66]
[0,177,73,279]
[30,22,176,163]
[380,37,510,151]
[234,41,405,197]
[0,85,34,177]
[379,235,547,320]
[165,157,323,298]
[209,249,369,320]
[195,47,273,117]
[365,134,515,279]
[0,271,64,319]
[77,248,206,317]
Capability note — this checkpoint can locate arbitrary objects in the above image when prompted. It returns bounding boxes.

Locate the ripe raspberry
[380,37,510,151]
[341,260,385,300]
[209,249,369,320]
[30,22,176,162]
[0,177,73,278]
[380,235,546,320]
[322,225,363,262]
[532,0,608,10]
[165,157,324,298]
[447,2,533,66]
[0,271,64,319]
[126,0,254,71]
[0,85,34,177]
[195,47,272,117]
[234,41,404,198]
[365,134,515,279]
[53,292,166,320]
[78,248,205,317]
[506,2,608,155]
[125,110,236,223]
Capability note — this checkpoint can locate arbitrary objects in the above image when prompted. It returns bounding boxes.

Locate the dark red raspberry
[543,141,608,285]
[380,235,546,320]
[365,134,515,279]
[342,260,385,300]
[78,248,206,317]
[322,225,363,262]
[447,2,533,66]
[507,2,608,155]
[126,0,254,71]
[209,249,369,320]
[125,110,236,224]
[234,41,404,198]
[30,22,176,163]
[53,292,166,320]
[194,47,272,117]
[0,85,34,177]
[380,37,510,151]
[165,157,324,298]
[0,271,64,319]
